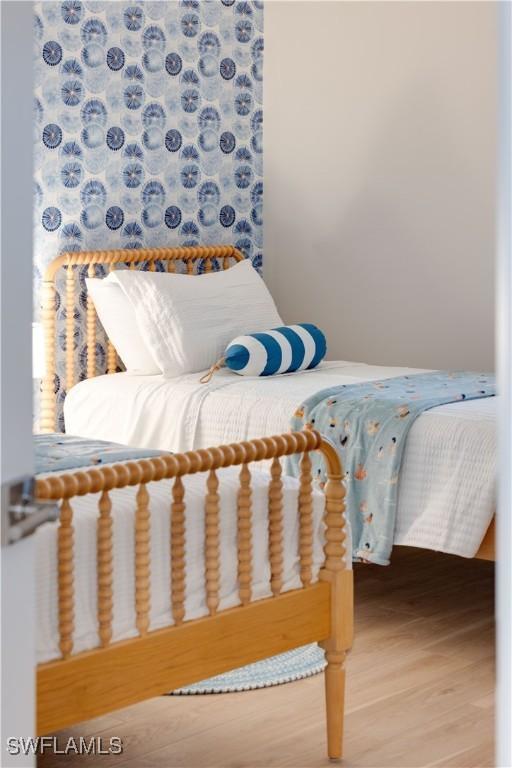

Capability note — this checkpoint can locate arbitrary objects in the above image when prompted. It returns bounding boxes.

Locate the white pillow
[110,259,283,377]
[85,275,161,374]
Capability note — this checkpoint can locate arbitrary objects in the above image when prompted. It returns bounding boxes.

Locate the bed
[39,245,496,562]
[35,429,353,761]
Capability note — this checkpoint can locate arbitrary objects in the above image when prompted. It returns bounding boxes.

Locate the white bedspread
[65,361,496,558]
[37,466,348,663]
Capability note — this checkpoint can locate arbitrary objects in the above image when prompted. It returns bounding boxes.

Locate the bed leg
[318,437,353,761]
[324,648,346,760]
[321,570,352,760]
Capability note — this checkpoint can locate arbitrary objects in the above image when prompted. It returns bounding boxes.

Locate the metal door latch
[1,476,59,547]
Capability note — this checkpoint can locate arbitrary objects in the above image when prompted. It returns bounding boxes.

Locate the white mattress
[37,465,349,663]
[65,361,496,559]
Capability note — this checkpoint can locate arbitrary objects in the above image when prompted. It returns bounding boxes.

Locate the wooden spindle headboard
[40,245,244,433]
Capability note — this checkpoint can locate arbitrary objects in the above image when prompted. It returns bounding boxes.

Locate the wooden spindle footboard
[35,430,353,760]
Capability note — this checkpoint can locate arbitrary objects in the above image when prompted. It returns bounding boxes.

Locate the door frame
[0,2,36,766]
[497,3,512,766]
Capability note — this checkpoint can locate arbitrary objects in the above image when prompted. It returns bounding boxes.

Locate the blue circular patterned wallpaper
[33,0,264,425]
[34,0,263,266]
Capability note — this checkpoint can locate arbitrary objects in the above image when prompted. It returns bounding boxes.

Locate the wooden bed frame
[40,245,245,433]
[476,516,495,561]
[39,243,494,559]
[35,428,353,760]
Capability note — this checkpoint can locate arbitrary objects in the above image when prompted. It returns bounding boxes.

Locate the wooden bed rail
[35,430,324,501]
[40,244,244,433]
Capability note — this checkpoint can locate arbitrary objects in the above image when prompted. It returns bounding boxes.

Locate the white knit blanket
[65,361,496,558]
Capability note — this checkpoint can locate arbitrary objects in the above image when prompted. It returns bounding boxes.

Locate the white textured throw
[65,361,496,559]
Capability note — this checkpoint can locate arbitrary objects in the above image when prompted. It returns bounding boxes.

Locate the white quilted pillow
[111,260,283,377]
[85,276,160,374]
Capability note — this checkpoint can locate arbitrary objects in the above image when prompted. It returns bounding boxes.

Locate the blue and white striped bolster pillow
[225,324,327,377]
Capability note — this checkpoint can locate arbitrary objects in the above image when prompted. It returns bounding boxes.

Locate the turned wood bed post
[237,462,253,605]
[135,478,151,636]
[41,276,57,432]
[58,495,75,659]
[205,466,221,616]
[97,486,113,647]
[107,263,117,374]
[65,260,75,392]
[86,263,96,380]
[319,437,353,761]
[268,454,284,597]
[299,451,314,588]
[171,475,186,626]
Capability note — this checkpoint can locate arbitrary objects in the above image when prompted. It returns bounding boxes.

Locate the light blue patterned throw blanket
[35,433,165,475]
[290,371,495,565]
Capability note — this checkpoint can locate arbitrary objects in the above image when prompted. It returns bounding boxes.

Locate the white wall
[264,1,497,371]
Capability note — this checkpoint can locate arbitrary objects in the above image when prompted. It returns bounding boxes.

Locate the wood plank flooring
[38,548,494,768]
